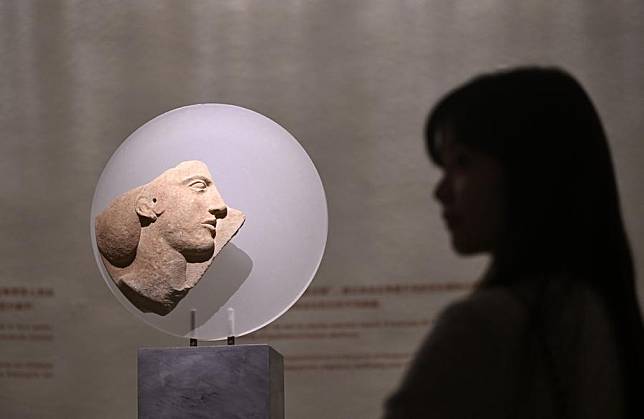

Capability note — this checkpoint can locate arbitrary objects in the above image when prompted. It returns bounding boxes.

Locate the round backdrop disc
[90,104,328,340]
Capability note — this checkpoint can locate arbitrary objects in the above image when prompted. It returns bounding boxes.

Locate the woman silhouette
[384,67,644,418]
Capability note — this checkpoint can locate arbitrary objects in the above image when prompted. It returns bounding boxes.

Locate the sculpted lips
[201,219,218,235]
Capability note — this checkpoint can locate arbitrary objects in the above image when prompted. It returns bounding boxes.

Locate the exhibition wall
[1,1,644,418]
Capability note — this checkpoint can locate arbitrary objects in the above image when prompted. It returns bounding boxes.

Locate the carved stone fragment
[95,160,245,315]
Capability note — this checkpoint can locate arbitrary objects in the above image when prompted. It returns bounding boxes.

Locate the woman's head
[427,66,644,416]
[427,67,627,277]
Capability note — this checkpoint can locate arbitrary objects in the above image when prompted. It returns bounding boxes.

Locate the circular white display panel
[90,104,327,340]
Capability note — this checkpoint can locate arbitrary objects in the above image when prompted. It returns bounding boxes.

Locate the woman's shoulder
[431,273,603,350]
[383,286,533,418]
[438,284,531,338]
[407,284,533,375]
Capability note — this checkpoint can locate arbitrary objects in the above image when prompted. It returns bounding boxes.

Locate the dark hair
[426,67,644,417]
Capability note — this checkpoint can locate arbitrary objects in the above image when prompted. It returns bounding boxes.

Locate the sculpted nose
[207,187,228,218]
[209,203,228,219]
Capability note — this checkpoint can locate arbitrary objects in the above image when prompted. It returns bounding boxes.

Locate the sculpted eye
[189,180,207,190]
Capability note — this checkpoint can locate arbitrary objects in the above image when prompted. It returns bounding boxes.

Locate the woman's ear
[135,194,161,221]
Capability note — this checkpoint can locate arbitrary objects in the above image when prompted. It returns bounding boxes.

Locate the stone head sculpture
[95,160,245,315]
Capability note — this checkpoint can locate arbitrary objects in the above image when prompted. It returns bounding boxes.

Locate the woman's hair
[425,67,644,416]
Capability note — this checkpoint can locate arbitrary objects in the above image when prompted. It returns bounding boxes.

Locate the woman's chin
[451,237,489,256]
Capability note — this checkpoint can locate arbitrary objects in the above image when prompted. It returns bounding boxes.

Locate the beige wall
[1,1,644,418]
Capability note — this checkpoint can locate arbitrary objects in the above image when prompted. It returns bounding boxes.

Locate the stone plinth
[138,345,283,419]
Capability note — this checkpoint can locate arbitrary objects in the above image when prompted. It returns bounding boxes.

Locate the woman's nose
[434,175,450,204]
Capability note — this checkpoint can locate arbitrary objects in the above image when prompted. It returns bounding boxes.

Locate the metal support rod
[190,309,198,347]
[227,307,235,345]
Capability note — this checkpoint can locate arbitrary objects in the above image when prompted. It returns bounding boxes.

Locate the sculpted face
[140,161,228,262]
[95,160,245,315]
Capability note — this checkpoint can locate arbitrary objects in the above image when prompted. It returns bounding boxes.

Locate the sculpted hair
[95,186,143,268]
[425,67,644,417]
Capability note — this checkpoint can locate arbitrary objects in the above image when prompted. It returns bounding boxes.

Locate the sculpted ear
[135,194,161,221]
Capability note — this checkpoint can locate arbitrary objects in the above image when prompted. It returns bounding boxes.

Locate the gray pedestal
[138,345,284,419]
